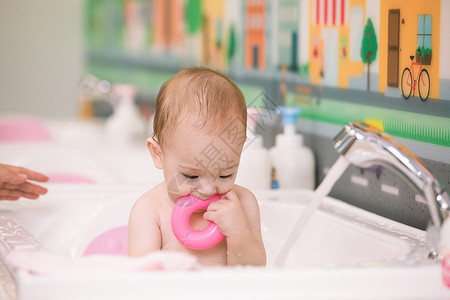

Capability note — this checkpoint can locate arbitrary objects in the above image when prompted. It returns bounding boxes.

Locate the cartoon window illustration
[417,14,432,65]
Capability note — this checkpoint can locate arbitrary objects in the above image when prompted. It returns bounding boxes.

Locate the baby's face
[161,123,246,202]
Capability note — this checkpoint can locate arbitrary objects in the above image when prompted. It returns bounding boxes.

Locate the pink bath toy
[171,194,224,250]
[83,225,128,256]
[0,115,51,141]
[47,173,97,184]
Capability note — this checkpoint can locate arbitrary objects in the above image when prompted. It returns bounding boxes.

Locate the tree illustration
[185,0,203,35]
[360,18,378,91]
[227,24,236,63]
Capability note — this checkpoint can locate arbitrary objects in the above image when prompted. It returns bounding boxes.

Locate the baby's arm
[204,189,266,266]
[128,195,161,256]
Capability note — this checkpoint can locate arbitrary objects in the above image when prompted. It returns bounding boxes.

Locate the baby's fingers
[206,199,227,211]
[223,190,239,202]
[203,210,215,222]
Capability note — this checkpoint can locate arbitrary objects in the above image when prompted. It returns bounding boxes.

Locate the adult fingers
[16,181,48,196]
[0,188,39,200]
[0,181,48,200]
[1,182,47,195]
[1,182,20,190]
[0,196,20,201]
[15,166,49,183]
[0,166,27,185]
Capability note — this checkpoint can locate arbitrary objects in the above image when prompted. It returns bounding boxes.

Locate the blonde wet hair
[152,67,247,149]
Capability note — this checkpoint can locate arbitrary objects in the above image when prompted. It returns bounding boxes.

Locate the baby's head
[149,67,248,199]
[152,67,247,150]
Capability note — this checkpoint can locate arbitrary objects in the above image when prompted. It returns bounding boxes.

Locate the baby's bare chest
[159,207,227,265]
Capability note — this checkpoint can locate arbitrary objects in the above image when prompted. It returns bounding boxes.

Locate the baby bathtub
[0,184,448,300]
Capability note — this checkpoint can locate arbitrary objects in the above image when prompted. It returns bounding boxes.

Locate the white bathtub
[0,184,448,300]
[0,118,448,299]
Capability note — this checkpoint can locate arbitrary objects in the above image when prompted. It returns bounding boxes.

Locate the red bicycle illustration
[401,49,430,101]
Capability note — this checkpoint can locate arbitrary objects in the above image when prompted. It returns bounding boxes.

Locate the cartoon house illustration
[223,0,243,69]
[245,0,267,70]
[307,0,450,100]
[309,0,356,88]
[202,0,226,69]
[378,0,448,100]
[123,0,154,53]
[274,0,301,72]
[153,0,184,51]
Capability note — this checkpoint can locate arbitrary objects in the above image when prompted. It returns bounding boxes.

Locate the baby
[128,67,266,266]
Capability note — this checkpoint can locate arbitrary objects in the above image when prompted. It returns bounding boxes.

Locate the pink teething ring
[171,194,224,250]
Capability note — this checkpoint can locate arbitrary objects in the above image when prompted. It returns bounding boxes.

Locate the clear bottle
[235,108,271,189]
[105,84,145,146]
[269,107,315,190]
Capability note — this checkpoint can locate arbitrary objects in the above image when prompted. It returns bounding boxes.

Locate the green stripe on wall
[86,63,265,108]
[286,92,450,147]
[86,63,173,92]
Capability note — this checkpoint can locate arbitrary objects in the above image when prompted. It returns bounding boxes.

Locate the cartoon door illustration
[253,44,259,69]
[291,31,298,72]
[387,9,400,87]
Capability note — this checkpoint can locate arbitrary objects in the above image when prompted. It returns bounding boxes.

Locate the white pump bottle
[269,107,315,189]
[105,84,145,146]
[236,108,271,189]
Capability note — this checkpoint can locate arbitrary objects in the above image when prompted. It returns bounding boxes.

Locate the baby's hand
[203,190,252,238]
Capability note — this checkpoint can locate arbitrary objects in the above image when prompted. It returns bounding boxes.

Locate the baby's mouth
[190,192,219,201]
[190,193,209,200]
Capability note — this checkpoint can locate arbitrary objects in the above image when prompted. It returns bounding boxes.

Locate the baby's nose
[197,179,217,198]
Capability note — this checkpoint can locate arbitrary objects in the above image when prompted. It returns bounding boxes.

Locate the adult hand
[0,164,49,200]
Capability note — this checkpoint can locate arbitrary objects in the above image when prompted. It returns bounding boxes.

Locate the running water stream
[274,156,350,268]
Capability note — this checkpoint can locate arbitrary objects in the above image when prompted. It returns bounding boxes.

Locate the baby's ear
[147,138,163,169]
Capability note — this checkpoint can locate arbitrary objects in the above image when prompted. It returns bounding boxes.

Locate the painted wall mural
[85,0,450,147]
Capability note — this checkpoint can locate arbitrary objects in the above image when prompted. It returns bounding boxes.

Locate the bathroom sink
[258,190,429,268]
[3,186,429,266]
[0,185,447,299]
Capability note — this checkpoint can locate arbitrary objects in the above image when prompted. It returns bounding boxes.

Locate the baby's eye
[219,174,233,179]
[182,173,198,180]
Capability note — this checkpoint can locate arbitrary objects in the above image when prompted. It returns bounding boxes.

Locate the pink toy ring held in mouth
[171,194,224,250]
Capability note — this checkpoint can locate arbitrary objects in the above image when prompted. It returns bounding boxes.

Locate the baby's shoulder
[232,184,257,203]
[133,182,166,210]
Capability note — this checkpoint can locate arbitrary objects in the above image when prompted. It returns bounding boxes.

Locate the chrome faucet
[333,122,449,259]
